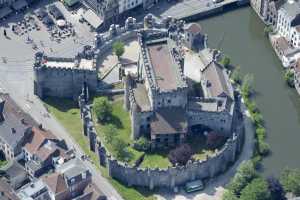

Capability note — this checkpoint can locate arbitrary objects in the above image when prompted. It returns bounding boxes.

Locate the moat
[198,6,300,176]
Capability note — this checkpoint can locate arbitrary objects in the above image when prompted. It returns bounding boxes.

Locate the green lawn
[43,97,156,200]
[141,151,171,168]
[92,98,143,165]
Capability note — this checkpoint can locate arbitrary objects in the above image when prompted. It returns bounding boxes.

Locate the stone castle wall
[108,127,244,190]
[75,15,245,191]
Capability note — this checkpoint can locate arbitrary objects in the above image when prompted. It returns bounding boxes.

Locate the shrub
[222,190,239,200]
[112,138,128,160]
[93,97,112,123]
[133,137,151,151]
[284,70,294,88]
[220,56,231,69]
[228,160,257,195]
[168,144,193,166]
[252,112,263,126]
[231,65,242,84]
[280,168,300,196]
[239,178,271,200]
[103,124,117,144]
[258,141,270,156]
[241,74,254,97]
[256,126,266,140]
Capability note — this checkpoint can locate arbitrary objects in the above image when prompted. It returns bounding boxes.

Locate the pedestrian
[3,29,7,37]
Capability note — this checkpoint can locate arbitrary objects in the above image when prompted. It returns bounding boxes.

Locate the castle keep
[124,23,235,149]
[33,45,98,99]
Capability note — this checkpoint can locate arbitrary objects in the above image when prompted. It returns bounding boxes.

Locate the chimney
[0,98,5,122]
[11,128,16,134]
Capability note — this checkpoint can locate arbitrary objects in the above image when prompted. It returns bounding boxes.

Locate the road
[0,2,123,199]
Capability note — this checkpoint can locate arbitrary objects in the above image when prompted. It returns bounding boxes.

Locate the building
[81,0,119,28]
[0,178,21,200]
[124,25,235,149]
[276,0,300,48]
[118,0,143,14]
[55,159,92,199]
[17,180,51,200]
[0,93,35,160]
[23,126,69,177]
[183,23,206,51]
[33,45,98,99]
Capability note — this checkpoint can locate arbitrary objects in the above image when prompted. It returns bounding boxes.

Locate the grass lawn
[92,98,143,165]
[140,151,171,169]
[43,97,155,200]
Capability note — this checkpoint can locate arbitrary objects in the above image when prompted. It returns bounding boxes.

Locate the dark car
[42,15,54,26]
[34,8,47,19]
[48,5,64,20]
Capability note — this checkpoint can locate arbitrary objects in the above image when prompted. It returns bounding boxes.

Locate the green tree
[134,136,151,151]
[241,74,254,97]
[228,160,257,195]
[93,97,112,123]
[240,178,271,200]
[112,138,128,160]
[113,41,125,59]
[284,70,294,88]
[103,124,117,144]
[220,56,231,69]
[280,168,300,196]
[222,190,239,200]
[258,140,270,156]
[231,65,242,84]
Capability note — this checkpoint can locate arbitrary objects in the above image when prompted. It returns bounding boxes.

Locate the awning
[0,7,12,19]
[82,9,103,29]
[12,0,28,11]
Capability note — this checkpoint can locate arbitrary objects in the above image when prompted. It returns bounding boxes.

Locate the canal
[198,7,300,176]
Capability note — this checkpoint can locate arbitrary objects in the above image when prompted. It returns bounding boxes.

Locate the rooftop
[17,180,49,200]
[42,173,68,195]
[281,0,300,20]
[132,83,151,112]
[0,178,20,200]
[188,98,227,112]
[57,158,88,180]
[201,61,233,99]
[150,107,187,135]
[0,94,35,149]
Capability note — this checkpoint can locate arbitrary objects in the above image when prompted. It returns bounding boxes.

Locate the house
[184,23,206,51]
[1,161,30,190]
[81,0,119,28]
[17,180,51,200]
[23,126,69,177]
[0,93,35,160]
[74,184,107,200]
[55,159,92,199]
[0,178,20,200]
[42,173,70,200]
[276,0,300,48]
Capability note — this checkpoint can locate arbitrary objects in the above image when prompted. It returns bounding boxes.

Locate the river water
[197,7,300,176]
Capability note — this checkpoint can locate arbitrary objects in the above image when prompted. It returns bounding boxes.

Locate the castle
[33,45,98,99]
[124,23,235,149]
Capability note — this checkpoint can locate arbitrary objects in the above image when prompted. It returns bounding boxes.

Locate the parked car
[184,180,204,193]
[48,5,64,20]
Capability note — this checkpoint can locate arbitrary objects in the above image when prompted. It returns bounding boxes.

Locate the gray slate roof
[0,94,35,149]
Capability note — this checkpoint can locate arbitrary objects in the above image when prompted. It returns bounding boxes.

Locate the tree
[103,124,117,144]
[231,65,242,84]
[93,97,112,123]
[284,70,294,88]
[228,160,257,195]
[280,168,300,196]
[168,144,193,166]
[258,141,270,156]
[240,178,271,200]
[112,138,128,160]
[220,56,231,69]
[241,74,254,97]
[133,137,151,151]
[264,26,273,37]
[113,41,125,59]
[222,190,239,200]
[267,176,286,200]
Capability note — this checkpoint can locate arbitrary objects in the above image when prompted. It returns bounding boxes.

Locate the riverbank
[198,7,300,176]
